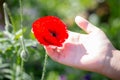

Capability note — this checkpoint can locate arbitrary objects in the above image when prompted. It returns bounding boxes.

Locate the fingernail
[75,16,88,28]
[75,16,83,23]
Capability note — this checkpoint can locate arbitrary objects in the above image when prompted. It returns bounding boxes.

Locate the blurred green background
[0,0,120,80]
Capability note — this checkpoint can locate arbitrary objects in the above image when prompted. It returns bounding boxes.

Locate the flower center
[50,31,57,37]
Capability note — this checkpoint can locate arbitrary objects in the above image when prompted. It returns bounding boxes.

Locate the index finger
[75,16,100,33]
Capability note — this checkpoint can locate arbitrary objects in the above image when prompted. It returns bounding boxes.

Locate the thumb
[75,16,100,33]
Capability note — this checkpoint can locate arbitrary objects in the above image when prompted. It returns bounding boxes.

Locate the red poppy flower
[32,16,68,47]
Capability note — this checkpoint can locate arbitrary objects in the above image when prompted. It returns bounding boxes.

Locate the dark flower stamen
[50,31,57,37]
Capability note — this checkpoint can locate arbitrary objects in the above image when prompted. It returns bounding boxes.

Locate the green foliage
[46,71,59,80]
[0,0,120,80]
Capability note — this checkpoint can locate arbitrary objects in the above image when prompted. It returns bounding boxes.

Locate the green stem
[3,3,10,25]
[6,4,15,32]
[19,0,26,53]
[40,53,48,80]
[19,0,23,29]
[19,0,25,79]
[20,60,24,80]
[12,64,15,80]
[20,36,26,51]
[19,0,24,42]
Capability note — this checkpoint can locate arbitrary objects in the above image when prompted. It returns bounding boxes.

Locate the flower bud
[20,50,29,61]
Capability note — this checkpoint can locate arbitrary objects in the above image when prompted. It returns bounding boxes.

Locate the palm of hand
[45,16,114,72]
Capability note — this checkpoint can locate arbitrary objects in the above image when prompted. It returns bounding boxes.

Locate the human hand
[45,16,116,78]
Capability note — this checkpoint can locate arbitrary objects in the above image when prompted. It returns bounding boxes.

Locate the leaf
[4,74,12,80]
[24,39,37,47]
[46,71,59,80]
[0,42,12,53]
[0,69,12,74]
[0,63,9,69]
[0,38,8,42]
[14,29,22,40]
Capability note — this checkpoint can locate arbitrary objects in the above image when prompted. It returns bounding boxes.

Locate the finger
[44,46,56,56]
[44,46,63,61]
[75,16,100,33]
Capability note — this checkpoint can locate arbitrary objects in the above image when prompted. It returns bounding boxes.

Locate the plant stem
[40,53,48,80]
[6,4,15,32]
[19,0,24,39]
[3,3,9,26]
[19,0,25,79]
[19,0,23,29]
[19,0,26,52]
[20,60,24,80]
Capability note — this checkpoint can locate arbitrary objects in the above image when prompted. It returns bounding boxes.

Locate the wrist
[102,49,120,80]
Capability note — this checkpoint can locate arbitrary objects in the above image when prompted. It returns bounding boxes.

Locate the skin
[45,16,120,80]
